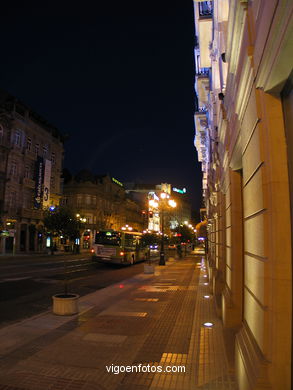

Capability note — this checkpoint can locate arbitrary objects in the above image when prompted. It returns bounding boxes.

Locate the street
[0,253,158,327]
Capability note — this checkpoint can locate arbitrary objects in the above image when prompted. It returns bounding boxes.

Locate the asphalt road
[0,252,159,328]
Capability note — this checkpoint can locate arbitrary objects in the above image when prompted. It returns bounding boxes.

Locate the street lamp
[159,192,176,266]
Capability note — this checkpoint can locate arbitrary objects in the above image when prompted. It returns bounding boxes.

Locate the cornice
[256,0,293,94]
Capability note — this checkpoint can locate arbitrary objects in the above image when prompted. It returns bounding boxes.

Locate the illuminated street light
[149,199,159,208]
[159,192,177,266]
[168,199,177,208]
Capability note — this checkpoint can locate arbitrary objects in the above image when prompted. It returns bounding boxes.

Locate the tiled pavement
[0,255,238,390]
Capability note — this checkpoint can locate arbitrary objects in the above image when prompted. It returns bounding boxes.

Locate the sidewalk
[0,255,238,390]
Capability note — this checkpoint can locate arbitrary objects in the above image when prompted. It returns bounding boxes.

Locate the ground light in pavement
[203,322,214,327]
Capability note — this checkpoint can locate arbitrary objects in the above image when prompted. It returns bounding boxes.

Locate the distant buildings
[0,90,64,253]
[62,171,145,249]
[193,0,292,388]
[124,182,192,233]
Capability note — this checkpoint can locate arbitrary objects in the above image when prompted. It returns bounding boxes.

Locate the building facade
[193,1,292,389]
[0,90,64,254]
[62,172,145,248]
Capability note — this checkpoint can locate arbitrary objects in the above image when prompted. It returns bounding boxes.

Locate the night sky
[0,2,202,212]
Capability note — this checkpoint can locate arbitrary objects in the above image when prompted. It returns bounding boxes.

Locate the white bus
[91,229,149,265]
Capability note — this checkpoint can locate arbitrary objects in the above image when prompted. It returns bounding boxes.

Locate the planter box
[144,264,155,274]
[52,293,79,315]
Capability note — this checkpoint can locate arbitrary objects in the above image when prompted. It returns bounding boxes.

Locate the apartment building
[62,171,145,248]
[0,90,64,253]
[193,1,292,389]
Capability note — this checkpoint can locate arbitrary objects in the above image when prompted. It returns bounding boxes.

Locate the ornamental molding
[255,0,293,94]
[226,0,248,75]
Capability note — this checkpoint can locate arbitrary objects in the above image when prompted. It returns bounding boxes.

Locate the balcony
[195,71,210,108]
[198,1,213,19]
[194,109,209,168]
[195,2,213,68]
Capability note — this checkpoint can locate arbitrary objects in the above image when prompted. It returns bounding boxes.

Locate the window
[14,130,21,147]
[77,195,83,206]
[85,215,92,224]
[51,152,55,165]
[0,125,3,144]
[26,137,32,152]
[34,143,39,156]
[42,145,48,158]
[9,191,16,208]
[10,161,17,176]
[24,191,33,208]
[86,195,91,205]
[24,165,30,178]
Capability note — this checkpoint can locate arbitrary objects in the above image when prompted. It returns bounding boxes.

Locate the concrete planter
[144,264,155,274]
[52,293,79,315]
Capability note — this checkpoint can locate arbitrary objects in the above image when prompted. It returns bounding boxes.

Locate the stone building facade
[62,171,145,248]
[0,90,64,254]
[193,1,292,389]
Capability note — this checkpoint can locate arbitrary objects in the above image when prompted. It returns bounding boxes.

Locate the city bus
[91,229,149,265]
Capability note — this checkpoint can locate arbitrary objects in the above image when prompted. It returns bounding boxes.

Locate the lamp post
[158,192,176,266]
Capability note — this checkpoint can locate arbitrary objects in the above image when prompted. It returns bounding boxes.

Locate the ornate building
[0,90,64,253]
[62,171,145,248]
[193,1,292,389]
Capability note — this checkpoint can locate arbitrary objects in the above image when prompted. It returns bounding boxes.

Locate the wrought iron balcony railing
[198,1,213,18]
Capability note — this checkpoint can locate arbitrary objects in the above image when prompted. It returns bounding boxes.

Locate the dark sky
[0,1,202,211]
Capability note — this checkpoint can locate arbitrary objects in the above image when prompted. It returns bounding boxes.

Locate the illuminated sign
[173,187,187,194]
[112,177,123,187]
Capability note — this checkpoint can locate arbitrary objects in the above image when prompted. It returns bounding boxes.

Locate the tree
[141,232,160,247]
[172,224,194,243]
[44,206,84,295]
[43,206,83,246]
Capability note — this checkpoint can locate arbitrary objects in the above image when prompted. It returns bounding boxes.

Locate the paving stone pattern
[0,256,238,390]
